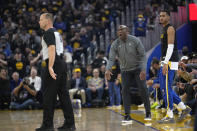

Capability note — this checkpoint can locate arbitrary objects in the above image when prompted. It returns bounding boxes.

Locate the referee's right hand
[105,70,112,80]
[49,67,57,80]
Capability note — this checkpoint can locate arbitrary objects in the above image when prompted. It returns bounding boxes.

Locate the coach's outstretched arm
[136,38,147,80]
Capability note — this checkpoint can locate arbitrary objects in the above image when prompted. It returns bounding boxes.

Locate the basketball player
[36,13,75,131]
[158,9,191,123]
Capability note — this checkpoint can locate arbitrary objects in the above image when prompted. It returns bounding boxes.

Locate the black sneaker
[177,106,191,122]
[144,113,152,121]
[122,114,132,123]
[157,116,175,124]
[57,123,76,131]
[35,125,54,131]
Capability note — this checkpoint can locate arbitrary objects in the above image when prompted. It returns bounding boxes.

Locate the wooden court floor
[0,106,194,131]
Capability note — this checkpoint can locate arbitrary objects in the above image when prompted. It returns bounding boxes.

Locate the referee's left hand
[49,67,57,80]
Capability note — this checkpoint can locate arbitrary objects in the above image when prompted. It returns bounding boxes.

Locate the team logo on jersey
[16,62,23,70]
[86,76,92,81]
[73,42,80,48]
[112,65,117,69]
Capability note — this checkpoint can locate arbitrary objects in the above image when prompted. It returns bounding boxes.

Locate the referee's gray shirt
[106,35,146,71]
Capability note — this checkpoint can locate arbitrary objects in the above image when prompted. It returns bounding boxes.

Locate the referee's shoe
[58,123,76,131]
[36,125,54,131]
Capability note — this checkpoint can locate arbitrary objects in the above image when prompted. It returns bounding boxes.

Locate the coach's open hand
[139,70,146,80]
[49,67,57,80]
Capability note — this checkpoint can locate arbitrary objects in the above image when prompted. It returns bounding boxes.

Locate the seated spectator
[86,68,104,104]
[182,46,189,56]
[146,58,163,109]
[29,67,41,91]
[8,52,28,78]
[70,32,84,61]
[91,50,107,69]
[10,77,37,110]
[10,72,22,92]
[82,64,93,83]
[176,81,196,114]
[29,30,41,53]
[80,27,90,51]
[69,68,87,105]
[148,58,160,80]
[0,68,10,109]
[29,67,42,105]
[19,29,30,45]
[187,53,197,69]
[99,64,106,79]
[134,14,147,37]
[0,52,8,68]
[0,36,11,57]
[63,40,73,78]
[54,16,67,31]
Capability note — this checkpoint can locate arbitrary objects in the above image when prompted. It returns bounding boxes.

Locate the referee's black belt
[56,53,63,59]
[58,53,63,59]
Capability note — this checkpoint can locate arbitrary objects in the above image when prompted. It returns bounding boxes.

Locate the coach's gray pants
[121,69,150,115]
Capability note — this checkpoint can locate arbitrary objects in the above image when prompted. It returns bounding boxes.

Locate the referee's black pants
[121,69,150,115]
[42,58,74,127]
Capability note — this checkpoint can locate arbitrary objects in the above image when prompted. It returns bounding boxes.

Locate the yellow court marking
[108,106,193,131]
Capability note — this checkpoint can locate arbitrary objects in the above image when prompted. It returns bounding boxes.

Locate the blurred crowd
[133,0,186,36]
[0,0,129,110]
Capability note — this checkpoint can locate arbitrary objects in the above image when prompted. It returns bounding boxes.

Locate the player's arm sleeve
[163,26,175,64]
[136,38,146,71]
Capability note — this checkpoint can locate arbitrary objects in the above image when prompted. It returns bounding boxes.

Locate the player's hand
[146,80,153,86]
[105,70,113,80]
[153,83,160,89]
[139,70,146,80]
[49,67,57,80]
[162,64,168,75]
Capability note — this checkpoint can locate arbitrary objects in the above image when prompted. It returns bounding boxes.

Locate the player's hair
[152,57,159,65]
[160,9,170,16]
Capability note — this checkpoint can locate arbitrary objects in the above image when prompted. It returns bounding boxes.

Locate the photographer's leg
[17,99,34,109]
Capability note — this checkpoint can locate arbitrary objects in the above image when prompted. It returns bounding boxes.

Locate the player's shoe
[157,116,175,124]
[177,106,191,122]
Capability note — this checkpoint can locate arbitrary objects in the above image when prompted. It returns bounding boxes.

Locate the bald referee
[105,25,151,123]
[36,13,75,131]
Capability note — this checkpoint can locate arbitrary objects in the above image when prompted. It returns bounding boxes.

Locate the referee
[36,13,75,131]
